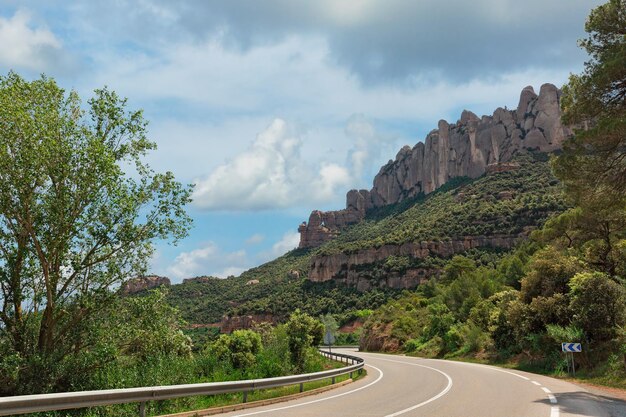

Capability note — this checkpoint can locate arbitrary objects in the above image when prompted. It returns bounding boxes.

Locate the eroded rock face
[121,275,170,295]
[308,235,523,290]
[298,84,570,248]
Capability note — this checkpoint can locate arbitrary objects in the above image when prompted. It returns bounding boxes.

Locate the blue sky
[0,0,602,282]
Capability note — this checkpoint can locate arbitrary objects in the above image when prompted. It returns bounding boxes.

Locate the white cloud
[167,242,249,279]
[245,234,265,245]
[258,231,301,262]
[192,118,352,210]
[0,10,63,71]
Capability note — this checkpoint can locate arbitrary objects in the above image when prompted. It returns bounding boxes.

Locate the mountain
[298,84,569,248]
[164,84,569,334]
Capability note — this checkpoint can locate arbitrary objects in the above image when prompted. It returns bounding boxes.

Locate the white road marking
[362,352,563,417]
[231,364,384,417]
[365,357,453,417]
[417,356,531,380]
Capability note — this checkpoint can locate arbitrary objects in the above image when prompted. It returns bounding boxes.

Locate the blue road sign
[561,343,582,352]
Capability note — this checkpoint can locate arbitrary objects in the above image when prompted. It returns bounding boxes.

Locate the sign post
[561,343,582,376]
[324,329,335,353]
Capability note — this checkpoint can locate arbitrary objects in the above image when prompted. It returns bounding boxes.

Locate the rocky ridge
[298,84,570,248]
[121,275,170,295]
[309,234,524,291]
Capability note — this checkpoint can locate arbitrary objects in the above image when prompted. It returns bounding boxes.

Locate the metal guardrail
[0,350,364,416]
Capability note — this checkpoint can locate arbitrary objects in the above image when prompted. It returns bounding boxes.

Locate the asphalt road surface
[217,349,625,417]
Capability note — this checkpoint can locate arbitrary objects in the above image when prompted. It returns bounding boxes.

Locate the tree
[210,330,263,369]
[569,272,626,342]
[284,310,323,371]
[442,255,476,283]
[535,208,626,276]
[520,247,583,302]
[555,0,626,202]
[0,73,192,368]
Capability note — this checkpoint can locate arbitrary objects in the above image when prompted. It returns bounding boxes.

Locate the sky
[0,0,603,282]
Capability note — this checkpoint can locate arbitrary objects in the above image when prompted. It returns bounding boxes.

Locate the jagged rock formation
[121,275,170,295]
[308,234,523,291]
[298,84,570,248]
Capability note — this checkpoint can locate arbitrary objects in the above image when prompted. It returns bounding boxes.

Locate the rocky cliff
[298,84,570,248]
[121,275,170,295]
[308,234,524,291]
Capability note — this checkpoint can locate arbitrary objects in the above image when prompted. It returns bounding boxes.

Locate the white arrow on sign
[561,342,582,352]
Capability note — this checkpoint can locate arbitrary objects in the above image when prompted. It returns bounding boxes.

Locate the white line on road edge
[427,358,531,381]
[367,357,453,417]
[362,352,561,417]
[231,364,385,417]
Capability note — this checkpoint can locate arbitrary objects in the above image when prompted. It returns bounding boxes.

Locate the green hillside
[167,151,567,328]
[318,152,565,255]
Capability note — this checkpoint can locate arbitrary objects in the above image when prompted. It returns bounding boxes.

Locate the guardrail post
[139,401,146,417]
[299,383,304,393]
[243,391,248,403]
[349,371,353,379]
[331,376,335,384]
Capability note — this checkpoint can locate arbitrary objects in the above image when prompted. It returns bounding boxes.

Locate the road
[217,349,625,417]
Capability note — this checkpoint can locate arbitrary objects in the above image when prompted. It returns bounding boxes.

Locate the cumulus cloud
[167,242,249,279]
[258,231,301,262]
[0,10,65,71]
[192,118,352,210]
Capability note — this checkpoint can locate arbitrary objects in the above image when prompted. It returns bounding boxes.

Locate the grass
[426,354,626,391]
[149,368,366,417]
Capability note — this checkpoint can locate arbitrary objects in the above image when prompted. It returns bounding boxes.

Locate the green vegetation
[318,152,566,256]
[166,249,399,328]
[360,1,626,387]
[3,305,340,416]
[165,152,564,334]
[0,73,192,396]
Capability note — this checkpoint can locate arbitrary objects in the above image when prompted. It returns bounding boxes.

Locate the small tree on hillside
[285,310,323,371]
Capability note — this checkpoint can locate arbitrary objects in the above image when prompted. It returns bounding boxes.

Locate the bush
[210,330,262,370]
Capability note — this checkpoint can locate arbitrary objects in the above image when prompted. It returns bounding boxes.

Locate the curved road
[217,349,624,417]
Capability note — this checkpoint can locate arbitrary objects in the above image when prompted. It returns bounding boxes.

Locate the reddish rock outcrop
[121,275,170,295]
[299,189,373,248]
[298,84,570,248]
[308,234,523,290]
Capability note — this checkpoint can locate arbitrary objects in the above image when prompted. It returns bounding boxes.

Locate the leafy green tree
[555,0,626,212]
[211,330,263,369]
[442,256,476,283]
[569,272,626,341]
[0,73,192,379]
[284,310,323,371]
[109,289,192,360]
[520,247,583,302]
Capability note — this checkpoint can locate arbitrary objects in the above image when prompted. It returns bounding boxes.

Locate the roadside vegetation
[0,73,349,416]
[360,0,626,388]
